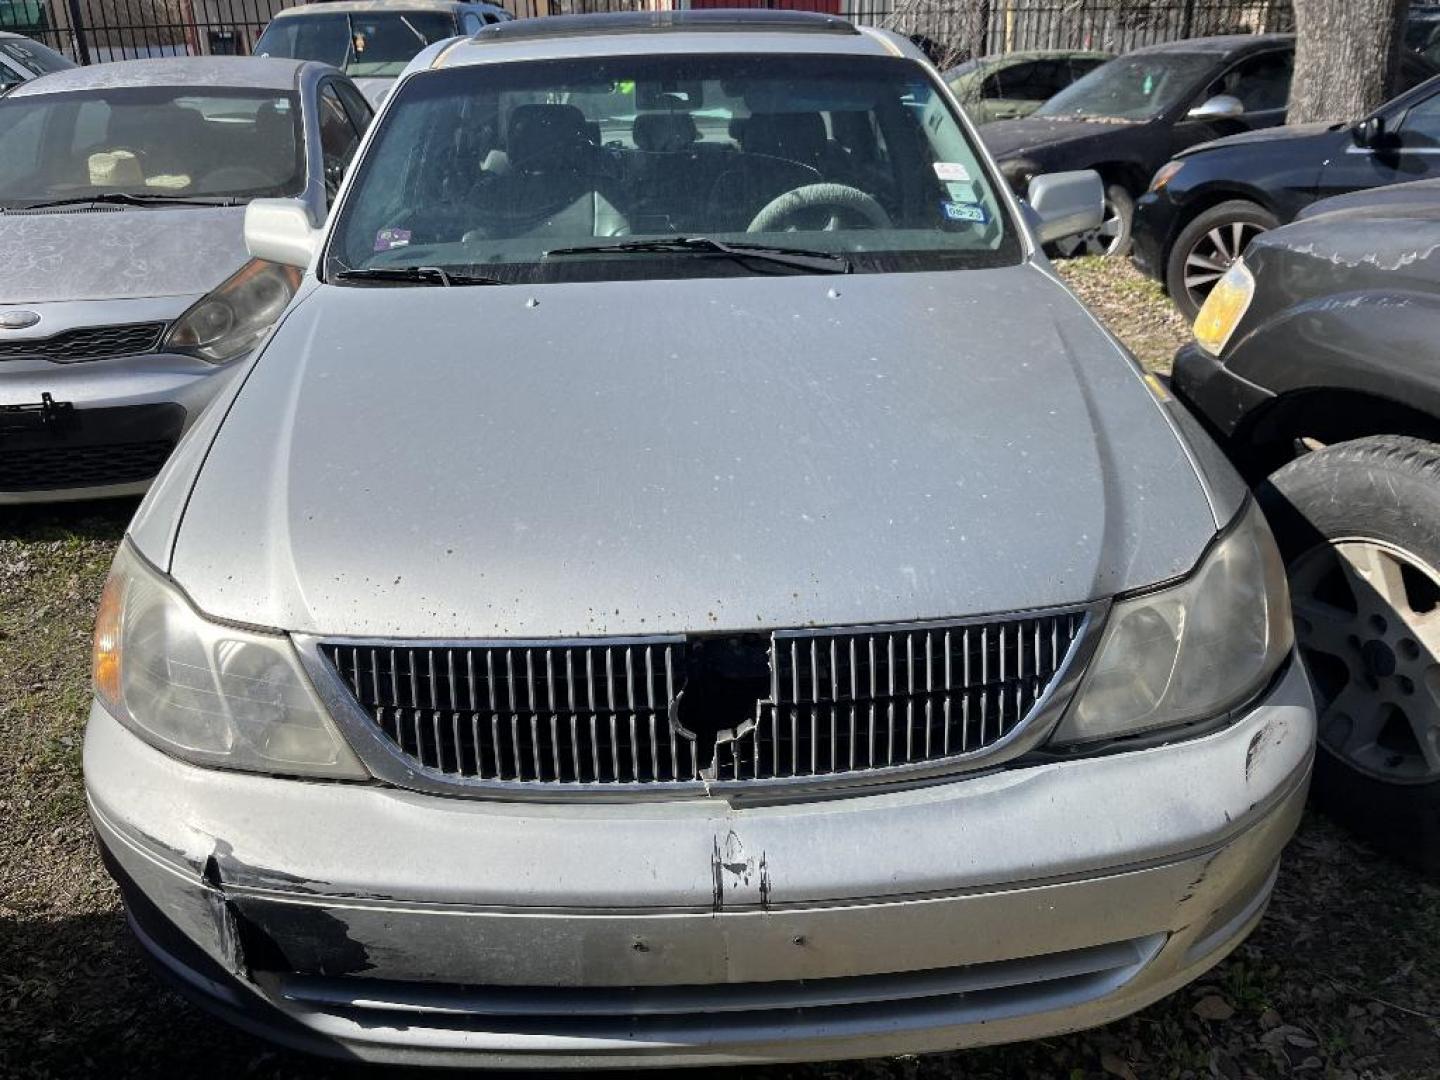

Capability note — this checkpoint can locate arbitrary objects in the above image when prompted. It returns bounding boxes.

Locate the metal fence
[0,0,1298,69]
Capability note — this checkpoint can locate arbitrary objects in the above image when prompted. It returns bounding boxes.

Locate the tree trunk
[1288,0,1408,123]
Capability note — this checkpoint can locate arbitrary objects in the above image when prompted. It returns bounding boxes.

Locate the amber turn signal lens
[92,569,125,709]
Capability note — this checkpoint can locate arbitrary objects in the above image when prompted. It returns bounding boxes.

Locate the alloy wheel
[1291,538,1440,783]
[1181,220,1266,311]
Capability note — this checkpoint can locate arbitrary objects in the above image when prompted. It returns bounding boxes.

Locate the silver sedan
[0,56,370,502]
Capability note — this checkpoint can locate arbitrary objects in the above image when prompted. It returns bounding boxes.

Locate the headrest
[633,111,698,153]
[506,103,592,169]
[739,112,827,164]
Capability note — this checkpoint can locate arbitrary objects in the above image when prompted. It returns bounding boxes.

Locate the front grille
[0,321,166,364]
[0,439,174,490]
[319,607,1089,791]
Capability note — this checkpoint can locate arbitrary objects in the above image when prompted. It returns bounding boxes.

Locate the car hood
[0,206,248,303]
[167,266,1220,638]
[981,116,1137,158]
[1178,120,1340,157]
[1299,176,1440,219]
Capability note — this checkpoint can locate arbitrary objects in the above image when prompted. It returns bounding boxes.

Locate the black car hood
[1299,177,1440,220]
[981,115,1140,158]
[1178,120,1340,158]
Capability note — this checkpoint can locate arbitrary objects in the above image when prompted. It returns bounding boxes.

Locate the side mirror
[1026,169,1104,245]
[1353,115,1387,148]
[245,198,321,269]
[1186,94,1245,120]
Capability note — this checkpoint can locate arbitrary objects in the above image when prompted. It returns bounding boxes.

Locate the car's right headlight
[93,540,367,779]
[1193,258,1255,357]
[1051,500,1292,746]
[161,258,301,364]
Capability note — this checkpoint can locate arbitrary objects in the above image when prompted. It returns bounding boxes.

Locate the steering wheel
[747,182,892,233]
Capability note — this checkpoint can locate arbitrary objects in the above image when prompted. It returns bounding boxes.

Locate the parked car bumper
[1131,190,1182,281]
[0,351,238,503]
[85,655,1314,1068]
[1171,341,1276,440]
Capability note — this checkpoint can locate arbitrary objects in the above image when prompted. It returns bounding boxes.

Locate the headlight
[999,156,1042,192]
[1193,258,1254,357]
[162,259,301,364]
[1051,501,1292,745]
[1149,160,1184,192]
[93,541,367,779]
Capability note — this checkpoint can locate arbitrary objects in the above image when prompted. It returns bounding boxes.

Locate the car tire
[1257,435,1440,874]
[1050,183,1133,259]
[1165,200,1278,321]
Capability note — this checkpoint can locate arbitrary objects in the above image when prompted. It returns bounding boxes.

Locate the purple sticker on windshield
[374,227,412,252]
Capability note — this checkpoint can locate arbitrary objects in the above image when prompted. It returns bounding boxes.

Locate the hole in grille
[0,322,166,364]
[320,610,1087,789]
[0,439,174,490]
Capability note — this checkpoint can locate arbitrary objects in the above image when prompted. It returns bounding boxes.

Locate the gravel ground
[3,258,1438,1079]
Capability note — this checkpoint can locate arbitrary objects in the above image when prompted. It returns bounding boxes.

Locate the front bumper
[1171,342,1276,442]
[1130,190,1181,282]
[0,351,236,503]
[85,657,1314,1068]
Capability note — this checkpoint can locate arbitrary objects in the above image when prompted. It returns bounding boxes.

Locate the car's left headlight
[93,540,368,779]
[162,258,302,364]
[1051,500,1292,746]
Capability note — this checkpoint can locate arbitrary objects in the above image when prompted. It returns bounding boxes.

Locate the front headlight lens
[92,541,368,779]
[162,258,301,364]
[1051,501,1292,745]
[1193,258,1254,357]
[1149,160,1184,192]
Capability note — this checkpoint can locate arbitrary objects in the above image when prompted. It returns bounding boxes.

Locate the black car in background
[982,35,1300,257]
[1134,72,1440,318]
[1171,178,1440,872]
[983,34,1439,261]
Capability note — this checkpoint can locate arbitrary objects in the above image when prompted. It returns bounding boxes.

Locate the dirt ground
[2,258,1437,1079]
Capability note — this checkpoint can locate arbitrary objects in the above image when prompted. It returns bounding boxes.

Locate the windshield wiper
[334,266,505,287]
[545,237,851,274]
[11,192,243,210]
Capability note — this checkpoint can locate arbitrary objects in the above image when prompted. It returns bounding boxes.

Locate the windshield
[255,11,458,78]
[0,37,73,78]
[0,87,303,206]
[1036,52,1215,120]
[325,53,1018,284]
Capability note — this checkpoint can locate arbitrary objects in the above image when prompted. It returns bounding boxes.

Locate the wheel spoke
[1293,596,1355,660]
[1184,269,1224,289]
[1320,682,1385,756]
[1186,251,1227,274]
[1231,220,1246,257]
[1405,705,1440,773]
[1207,227,1231,261]
[1339,543,1410,612]
[1407,609,1440,658]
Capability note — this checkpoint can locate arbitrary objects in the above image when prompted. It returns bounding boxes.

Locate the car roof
[1127,32,1292,56]
[271,0,481,16]
[432,10,911,67]
[7,55,316,95]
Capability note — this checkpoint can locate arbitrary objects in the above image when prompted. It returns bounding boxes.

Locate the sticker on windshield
[933,161,972,183]
[374,227,412,252]
[943,180,977,201]
[941,200,989,225]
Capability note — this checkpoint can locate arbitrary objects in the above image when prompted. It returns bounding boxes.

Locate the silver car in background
[253,0,513,106]
[85,11,1314,1068]
[0,32,74,93]
[0,57,371,502]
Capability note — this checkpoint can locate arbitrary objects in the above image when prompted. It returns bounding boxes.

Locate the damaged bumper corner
[84,656,1314,1069]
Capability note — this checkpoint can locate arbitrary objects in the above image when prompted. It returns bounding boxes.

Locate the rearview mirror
[1026,169,1104,245]
[1186,94,1245,120]
[245,198,321,270]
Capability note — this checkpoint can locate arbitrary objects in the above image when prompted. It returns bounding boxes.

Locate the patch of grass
[1056,256,1192,375]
